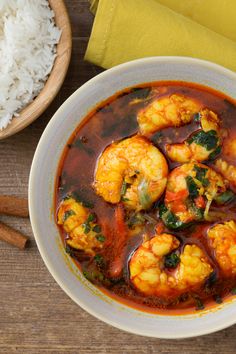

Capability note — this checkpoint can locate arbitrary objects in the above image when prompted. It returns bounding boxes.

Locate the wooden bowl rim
[0,0,72,140]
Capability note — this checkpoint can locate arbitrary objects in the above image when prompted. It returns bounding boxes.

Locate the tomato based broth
[55,82,236,313]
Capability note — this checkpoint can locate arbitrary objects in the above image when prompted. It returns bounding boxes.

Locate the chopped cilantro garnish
[205,271,218,293]
[186,176,199,198]
[83,223,91,234]
[94,254,104,266]
[130,87,151,99]
[195,298,205,311]
[121,197,130,202]
[96,234,106,242]
[92,225,101,233]
[65,244,73,255]
[87,213,96,222]
[190,203,204,220]
[83,270,104,282]
[138,179,152,209]
[121,181,127,196]
[231,287,236,295]
[159,205,185,229]
[193,112,201,122]
[70,192,94,208]
[164,252,180,268]
[63,210,76,222]
[83,271,91,280]
[208,145,222,160]
[214,190,235,205]
[187,130,218,150]
[193,165,209,187]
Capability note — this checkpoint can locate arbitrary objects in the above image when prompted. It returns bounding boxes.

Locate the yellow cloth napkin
[85,0,236,71]
[89,0,236,42]
[158,0,236,42]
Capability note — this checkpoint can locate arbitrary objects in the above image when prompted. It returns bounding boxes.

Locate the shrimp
[160,162,228,228]
[129,234,212,297]
[137,94,202,135]
[208,221,236,276]
[94,135,168,211]
[214,134,236,186]
[57,197,104,256]
[213,135,236,188]
[215,159,236,188]
[166,109,221,163]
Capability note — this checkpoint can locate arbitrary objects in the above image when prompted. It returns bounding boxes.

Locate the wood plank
[0,0,236,353]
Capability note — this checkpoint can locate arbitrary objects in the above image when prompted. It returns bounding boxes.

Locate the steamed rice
[0,0,61,130]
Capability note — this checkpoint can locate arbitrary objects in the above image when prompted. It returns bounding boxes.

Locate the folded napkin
[85,0,236,71]
[158,0,236,42]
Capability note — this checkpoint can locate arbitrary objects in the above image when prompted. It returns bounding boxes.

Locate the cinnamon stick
[0,221,28,249]
[0,195,28,218]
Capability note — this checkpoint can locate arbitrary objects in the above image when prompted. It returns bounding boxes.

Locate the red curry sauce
[55,82,236,313]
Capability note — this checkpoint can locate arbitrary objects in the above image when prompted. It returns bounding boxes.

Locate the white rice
[0,0,61,129]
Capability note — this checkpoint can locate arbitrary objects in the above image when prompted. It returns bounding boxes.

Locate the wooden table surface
[0,1,236,353]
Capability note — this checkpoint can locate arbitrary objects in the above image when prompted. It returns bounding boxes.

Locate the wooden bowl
[0,0,72,140]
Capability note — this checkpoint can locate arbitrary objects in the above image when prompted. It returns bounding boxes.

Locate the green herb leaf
[185,176,199,198]
[214,190,235,205]
[190,204,204,220]
[205,271,218,293]
[63,210,76,222]
[87,213,96,223]
[92,225,101,233]
[188,130,218,150]
[194,165,209,187]
[138,179,152,209]
[121,197,130,202]
[65,244,73,255]
[94,254,104,266]
[231,287,236,295]
[195,298,205,311]
[121,181,127,196]
[83,270,91,280]
[83,270,104,282]
[193,112,201,122]
[130,87,151,99]
[71,192,94,209]
[164,253,180,268]
[208,145,222,160]
[83,223,91,234]
[96,234,106,242]
[159,205,185,230]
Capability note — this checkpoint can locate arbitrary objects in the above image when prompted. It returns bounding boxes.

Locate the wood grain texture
[0,1,235,353]
[0,0,72,140]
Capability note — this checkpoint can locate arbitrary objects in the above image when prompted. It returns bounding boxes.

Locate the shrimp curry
[55,82,236,313]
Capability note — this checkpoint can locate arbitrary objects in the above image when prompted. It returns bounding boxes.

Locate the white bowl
[29,57,236,338]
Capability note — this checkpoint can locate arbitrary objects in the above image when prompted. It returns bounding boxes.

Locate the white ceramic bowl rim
[29,56,236,339]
